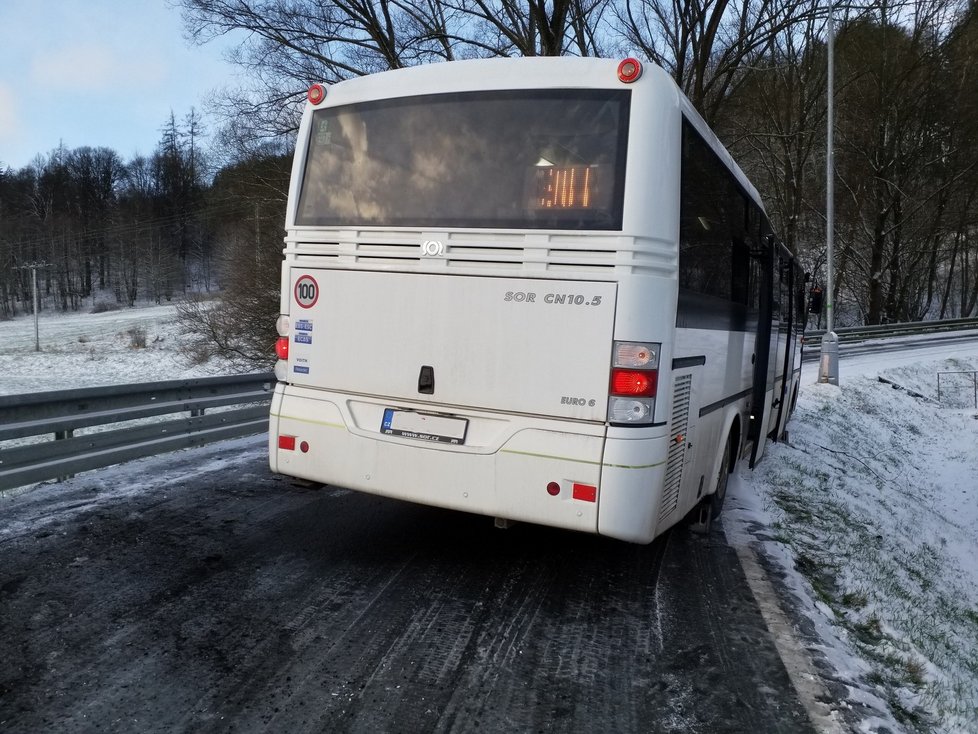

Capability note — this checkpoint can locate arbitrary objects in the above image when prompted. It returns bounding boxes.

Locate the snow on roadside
[728,343,978,733]
[6,303,978,731]
[0,302,238,395]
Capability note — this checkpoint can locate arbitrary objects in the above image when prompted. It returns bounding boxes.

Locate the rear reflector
[279,435,296,451]
[572,483,597,502]
[610,368,658,397]
[275,336,289,360]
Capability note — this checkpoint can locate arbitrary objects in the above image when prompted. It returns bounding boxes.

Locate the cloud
[0,82,22,142]
[29,43,165,92]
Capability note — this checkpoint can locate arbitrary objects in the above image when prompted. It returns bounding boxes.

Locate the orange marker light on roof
[308,83,327,105]
[617,58,643,83]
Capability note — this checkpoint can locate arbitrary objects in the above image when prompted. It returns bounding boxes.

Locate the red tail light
[610,368,657,397]
[279,435,296,451]
[275,336,289,360]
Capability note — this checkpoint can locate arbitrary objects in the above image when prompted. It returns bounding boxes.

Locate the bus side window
[748,256,763,313]
[731,239,750,305]
[679,121,746,303]
[679,129,730,300]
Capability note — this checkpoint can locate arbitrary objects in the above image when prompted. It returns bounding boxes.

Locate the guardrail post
[55,429,75,481]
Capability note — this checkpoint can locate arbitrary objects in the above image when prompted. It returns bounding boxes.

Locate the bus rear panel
[269,58,803,544]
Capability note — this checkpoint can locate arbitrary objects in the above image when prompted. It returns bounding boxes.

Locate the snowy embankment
[0,303,234,395]
[728,338,978,733]
[3,304,977,731]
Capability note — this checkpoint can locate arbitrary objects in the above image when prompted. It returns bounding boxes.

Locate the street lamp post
[818,0,840,385]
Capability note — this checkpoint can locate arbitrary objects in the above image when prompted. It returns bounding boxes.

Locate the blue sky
[0,0,239,170]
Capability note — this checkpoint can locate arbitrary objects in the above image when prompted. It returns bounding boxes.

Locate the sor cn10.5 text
[504,291,603,306]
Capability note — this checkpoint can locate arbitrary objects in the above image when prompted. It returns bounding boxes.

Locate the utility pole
[818,0,840,386]
[15,262,51,352]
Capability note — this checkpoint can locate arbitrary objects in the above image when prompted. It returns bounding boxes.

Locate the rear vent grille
[659,374,693,522]
[286,229,676,278]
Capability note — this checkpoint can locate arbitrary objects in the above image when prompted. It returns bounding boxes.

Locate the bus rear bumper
[269,384,670,543]
[597,435,671,543]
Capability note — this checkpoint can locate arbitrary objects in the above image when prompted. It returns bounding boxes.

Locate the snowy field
[0,302,235,395]
[727,337,978,733]
[2,304,977,732]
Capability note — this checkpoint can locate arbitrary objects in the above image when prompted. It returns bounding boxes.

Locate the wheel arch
[706,409,741,498]
[724,411,742,474]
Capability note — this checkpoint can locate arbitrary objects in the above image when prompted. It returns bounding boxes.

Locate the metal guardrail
[0,373,274,492]
[804,317,978,344]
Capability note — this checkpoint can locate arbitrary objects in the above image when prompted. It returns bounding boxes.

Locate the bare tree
[831,0,974,323]
[718,2,827,258]
[177,0,465,147]
[614,0,822,123]
[177,152,292,368]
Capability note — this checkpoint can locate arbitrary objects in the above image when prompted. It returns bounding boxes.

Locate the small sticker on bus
[294,275,319,309]
[295,319,313,331]
[294,333,312,345]
[293,365,310,374]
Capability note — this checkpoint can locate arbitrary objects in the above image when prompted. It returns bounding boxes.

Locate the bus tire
[709,434,733,520]
[687,433,733,534]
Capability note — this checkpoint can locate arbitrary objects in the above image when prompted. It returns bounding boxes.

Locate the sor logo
[421,240,445,258]
[294,274,319,309]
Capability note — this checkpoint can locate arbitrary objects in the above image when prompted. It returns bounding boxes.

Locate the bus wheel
[688,435,732,534]
[709,435,732,520]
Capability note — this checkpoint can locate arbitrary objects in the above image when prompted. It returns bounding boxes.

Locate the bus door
[772,254,800,438]
[766,252,789,439]
[748,238,776,468]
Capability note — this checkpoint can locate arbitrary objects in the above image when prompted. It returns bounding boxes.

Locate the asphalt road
[0,439,816,733]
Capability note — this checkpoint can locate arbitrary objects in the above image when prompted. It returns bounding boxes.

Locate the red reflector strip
[279,435,296,451]
[610,368,658,397]
[572,483,597,502]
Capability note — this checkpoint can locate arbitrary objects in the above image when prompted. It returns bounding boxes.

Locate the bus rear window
[295,89,630,230]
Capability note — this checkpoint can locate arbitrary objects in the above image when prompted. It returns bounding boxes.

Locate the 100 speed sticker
[294,275,319,308]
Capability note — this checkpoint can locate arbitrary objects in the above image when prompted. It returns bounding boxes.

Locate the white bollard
[818,331,840,385]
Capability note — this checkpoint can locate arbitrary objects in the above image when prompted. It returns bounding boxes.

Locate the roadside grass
[745,359,978,732]
[0,303,234,395]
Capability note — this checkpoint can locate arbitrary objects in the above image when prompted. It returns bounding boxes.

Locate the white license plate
[381,409,468,445]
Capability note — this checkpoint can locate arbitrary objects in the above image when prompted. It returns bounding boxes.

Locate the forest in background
[1,0,976,366]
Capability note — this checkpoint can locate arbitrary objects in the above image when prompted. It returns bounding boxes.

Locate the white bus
[269,57,805,544]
